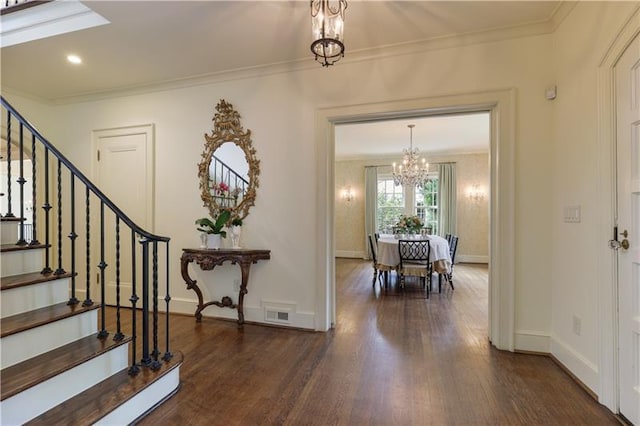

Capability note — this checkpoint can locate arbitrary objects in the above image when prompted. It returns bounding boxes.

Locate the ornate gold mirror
[198,100,260,220]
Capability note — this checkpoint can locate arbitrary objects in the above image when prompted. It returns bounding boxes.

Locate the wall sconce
[341,187,354,202]
[467,185,485,202]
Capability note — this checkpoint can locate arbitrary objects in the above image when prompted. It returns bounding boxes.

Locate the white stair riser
[1,277,70,319]
[0,344,129,426]
[1,309,97,369]
[1,249,44,277]
[1,222,19,245]
[96,366,181,425]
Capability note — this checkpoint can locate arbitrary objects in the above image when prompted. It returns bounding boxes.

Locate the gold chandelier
[310,0,347,67]
[392,124,430,188]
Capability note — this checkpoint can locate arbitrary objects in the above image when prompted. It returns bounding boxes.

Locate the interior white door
[615,32,640,425]
[93,125,154,306]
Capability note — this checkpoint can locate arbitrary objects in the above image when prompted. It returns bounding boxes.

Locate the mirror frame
[198,99,260,221]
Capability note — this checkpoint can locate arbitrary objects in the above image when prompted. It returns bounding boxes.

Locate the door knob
[621,239,630,250]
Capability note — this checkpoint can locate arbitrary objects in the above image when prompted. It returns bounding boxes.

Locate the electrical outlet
[233,279,241,292]
[572,315,582,336]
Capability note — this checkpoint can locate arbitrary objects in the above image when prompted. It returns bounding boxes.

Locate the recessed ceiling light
[67,54,82,64]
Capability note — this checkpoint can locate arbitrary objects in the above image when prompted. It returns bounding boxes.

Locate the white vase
[231,225,242,248]
[207,233,222,249]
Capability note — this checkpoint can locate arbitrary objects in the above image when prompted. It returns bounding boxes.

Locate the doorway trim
[315,89,516,351]
[596,4,640,412]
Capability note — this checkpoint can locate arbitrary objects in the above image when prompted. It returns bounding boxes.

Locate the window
[415,178,438,234]
[377,178,404,232]
[376,174,439,233]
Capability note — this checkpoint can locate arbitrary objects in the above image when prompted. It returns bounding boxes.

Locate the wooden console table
[180,248,271,324]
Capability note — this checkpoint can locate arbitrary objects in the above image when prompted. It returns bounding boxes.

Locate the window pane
[415,177,438,234]
[377,178,404,232]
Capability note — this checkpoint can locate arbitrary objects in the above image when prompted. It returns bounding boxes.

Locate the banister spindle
[16,123,27,245]
[150,240,161,371]
[54,159,65,275]
[140,237,151,366]
[97,201,108,339]
[41,148,52,274]
[129,229,140,376]
[163,241,173,362]
[83,187,93,306]
[29,134,40,245]
[113,216,124,341]
[5,111,14,218]
[67,174,78,305]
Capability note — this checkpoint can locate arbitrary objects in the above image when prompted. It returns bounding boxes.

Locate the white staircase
[0,219,182,425]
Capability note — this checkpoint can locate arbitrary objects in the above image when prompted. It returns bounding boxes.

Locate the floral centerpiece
[395,215,424,234]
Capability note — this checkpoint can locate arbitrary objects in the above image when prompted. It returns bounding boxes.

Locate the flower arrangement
[195,209,231,238]
[211,182,230,196]
[395,215,424,234]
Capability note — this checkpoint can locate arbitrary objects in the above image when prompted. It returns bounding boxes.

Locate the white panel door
[615,32,640,425]
[93,125,154,306]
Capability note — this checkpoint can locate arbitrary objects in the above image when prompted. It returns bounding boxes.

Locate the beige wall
[335,153,489,262]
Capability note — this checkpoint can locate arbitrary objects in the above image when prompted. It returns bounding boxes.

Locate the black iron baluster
[140,237,151,366]
[163,241,173,362]
[41,148,52,274]
[97,201,108,339]
[5,111,14,218]
[113,216,124,341]
[16,123,27,245]
[54,159,65,275]
[83,187,93,306]
[29,134,40,246]
[150,240,161,371]
[67,174,78,305]
[129,229,140,376]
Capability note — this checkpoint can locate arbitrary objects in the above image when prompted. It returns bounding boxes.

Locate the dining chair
[368,234,392,288]
[448,235,459,289]
[398,239,432,298]
[439,235,459,291]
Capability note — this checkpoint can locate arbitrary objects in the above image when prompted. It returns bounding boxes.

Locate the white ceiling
[1,1,561,102]
[1,1,559,156]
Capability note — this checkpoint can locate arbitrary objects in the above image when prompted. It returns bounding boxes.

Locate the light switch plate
[564,205,581,223]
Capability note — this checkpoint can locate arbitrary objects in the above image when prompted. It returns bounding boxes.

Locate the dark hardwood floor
[131,259,618,425]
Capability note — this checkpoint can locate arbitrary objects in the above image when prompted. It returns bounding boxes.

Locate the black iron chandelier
[310,0,347,67]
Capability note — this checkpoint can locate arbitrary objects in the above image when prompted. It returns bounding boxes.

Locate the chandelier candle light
[392,124,430,188]
[310,0,347,67]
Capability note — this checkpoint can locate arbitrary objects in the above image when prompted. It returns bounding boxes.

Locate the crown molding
[23,4,572,105]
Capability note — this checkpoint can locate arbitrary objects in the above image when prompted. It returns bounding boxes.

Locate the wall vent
[263,301,295,325]
[266,310,289,323]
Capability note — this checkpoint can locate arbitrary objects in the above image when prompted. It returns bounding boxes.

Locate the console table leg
[237,261,252,324]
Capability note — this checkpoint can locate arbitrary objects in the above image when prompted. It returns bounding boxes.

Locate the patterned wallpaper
[335,153,489,262]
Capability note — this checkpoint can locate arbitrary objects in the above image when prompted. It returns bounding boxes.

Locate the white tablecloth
[377,234,452,274]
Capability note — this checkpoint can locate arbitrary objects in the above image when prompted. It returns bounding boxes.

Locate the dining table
[376,234,452,275]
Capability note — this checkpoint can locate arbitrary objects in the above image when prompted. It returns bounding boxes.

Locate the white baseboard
[335,250,366,259]
[550,335,599,394]
[169,297,315,330]
[456,255,489,263]
[515,330,550,353]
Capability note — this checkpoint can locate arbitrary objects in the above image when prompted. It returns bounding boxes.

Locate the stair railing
[1,96,172,375]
